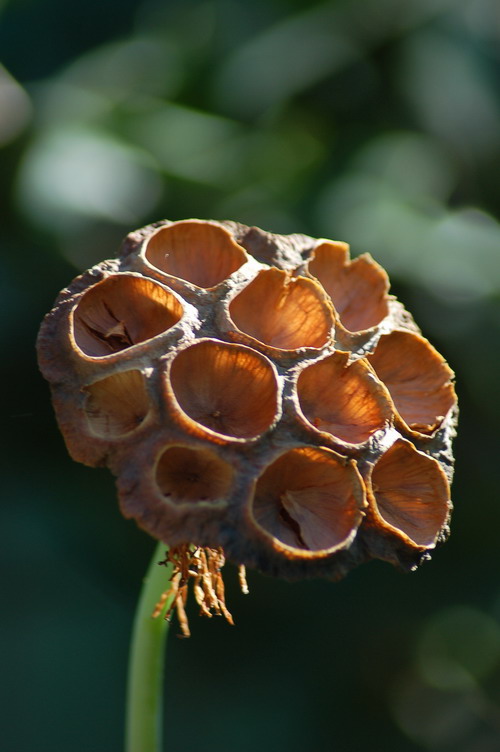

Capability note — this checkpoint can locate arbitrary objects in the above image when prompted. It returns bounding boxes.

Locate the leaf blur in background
[2,0,500,750]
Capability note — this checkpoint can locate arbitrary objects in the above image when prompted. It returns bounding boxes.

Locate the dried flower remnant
[37,219,457,633]
[152,545,244,638]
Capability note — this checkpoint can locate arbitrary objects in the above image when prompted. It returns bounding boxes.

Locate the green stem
[125,541,174,752]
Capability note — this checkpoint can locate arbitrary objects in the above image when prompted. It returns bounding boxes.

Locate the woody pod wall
[37,219,457,582]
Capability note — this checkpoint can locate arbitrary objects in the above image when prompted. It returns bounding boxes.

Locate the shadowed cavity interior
[73,275,183,357]
[252,447,364,552]
[297,352,392,444]
[229,268,334,350]
[84,369,150,438]
[169,340,278,438]
[367,331,456,433]
[145,221,247,288]
[155,445,233,504]
[371,440,450,547]
[308,242,389,332]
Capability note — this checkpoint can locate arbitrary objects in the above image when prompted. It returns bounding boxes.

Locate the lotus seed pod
[37,219,457,589]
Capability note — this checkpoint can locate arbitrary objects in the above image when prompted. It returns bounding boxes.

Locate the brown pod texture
[37,219,457,583]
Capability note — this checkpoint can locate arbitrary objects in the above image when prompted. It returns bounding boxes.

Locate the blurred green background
[2,0,500,750]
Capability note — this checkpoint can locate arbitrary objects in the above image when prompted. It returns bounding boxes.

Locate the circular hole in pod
[144,220,248,288]
[368,439,451,547]
[251,447,365,554]
[307,241,389,332]
[73,274,183,357]
[297,351,393,444]
[83,369,151,439]
[155,445,233,506]
[366,331,456,434]
[228,268,334,351]
[169,339,279,439]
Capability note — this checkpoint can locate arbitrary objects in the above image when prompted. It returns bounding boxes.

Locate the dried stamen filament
[152,545,247,637]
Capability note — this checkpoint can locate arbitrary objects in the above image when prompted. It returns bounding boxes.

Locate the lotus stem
[125,541,174,752]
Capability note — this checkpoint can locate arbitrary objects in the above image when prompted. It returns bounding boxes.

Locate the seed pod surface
[37,219,457,581]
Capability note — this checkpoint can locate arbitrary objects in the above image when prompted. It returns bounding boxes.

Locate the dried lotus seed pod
[37,219,457,617]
